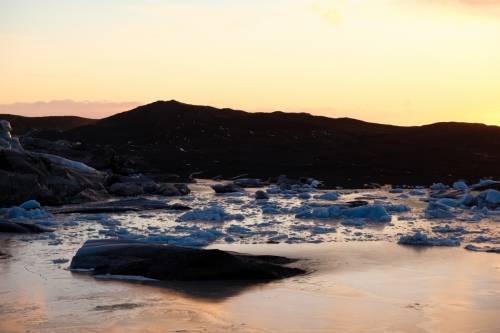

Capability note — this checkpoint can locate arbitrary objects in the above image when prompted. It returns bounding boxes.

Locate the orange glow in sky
[1,0,499,125]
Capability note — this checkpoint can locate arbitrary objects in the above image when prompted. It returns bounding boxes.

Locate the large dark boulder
[70,239,304,281]
[0,149,106,207]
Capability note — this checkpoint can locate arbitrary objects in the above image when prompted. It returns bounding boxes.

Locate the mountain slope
[38,100,500,186]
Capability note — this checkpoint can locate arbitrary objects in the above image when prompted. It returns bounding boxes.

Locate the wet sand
[1,239,499,333]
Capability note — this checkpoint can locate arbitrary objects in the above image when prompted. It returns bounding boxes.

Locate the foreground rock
[70,239,305,281]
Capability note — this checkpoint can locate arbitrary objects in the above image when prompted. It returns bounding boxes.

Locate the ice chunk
[383,204,411,213]
[312,207,331,219]
[477,189,500,208]
[341,219,366,227]
[311,225,336,235]
[398,231,460,247]
[341,205,391,222]
[177,204,244,222]
[38,152,98,174]
[226,225,252,235]
[6,206,48,219]
[436,198,461,208]
[453,181,468,190]
[298,193,311,200]
[314,191,340,201]
[430,183,449,191]
[424,202,455,219]
[20,200,41,210]
[409,189,426,196]
[266,185,282,194]
[7,207,27,219]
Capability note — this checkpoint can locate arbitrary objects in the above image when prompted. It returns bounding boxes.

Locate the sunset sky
[1,0,499,125]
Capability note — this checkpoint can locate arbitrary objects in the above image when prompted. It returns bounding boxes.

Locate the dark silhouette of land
[0,114,97,135]
[7,100,500,187]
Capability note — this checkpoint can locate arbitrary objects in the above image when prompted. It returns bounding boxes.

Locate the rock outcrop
[0,120,106,206]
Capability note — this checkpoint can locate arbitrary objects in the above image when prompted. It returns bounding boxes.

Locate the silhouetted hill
[33,100,500,186]
[0,114,96,135]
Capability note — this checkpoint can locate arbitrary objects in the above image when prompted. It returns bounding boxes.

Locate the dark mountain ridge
[0,114,97,135]
[13,100,500,187]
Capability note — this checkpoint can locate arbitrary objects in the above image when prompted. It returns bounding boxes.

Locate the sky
[1,0,499,125]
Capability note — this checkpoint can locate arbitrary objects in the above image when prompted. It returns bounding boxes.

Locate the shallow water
[1,182,499,332]
[1,239,499,333]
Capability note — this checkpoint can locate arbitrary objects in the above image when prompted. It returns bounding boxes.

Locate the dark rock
[49,198,191,214]
[0,221,53,233]
[70,239,305,281]
[109,182,144,196]
[234,178,264,188]
[345,200,369,208]
[464,244,500,254]
[211,183,243,194]
[70,188,110,204]
[143,182,160,194]
[156,183,181,196]
[173,183,190,195]
[255,190,269,200]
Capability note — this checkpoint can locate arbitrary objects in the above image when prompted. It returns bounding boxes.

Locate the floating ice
[477,189,500,208]
[341,205,391,222]
[409,189,426,196]
[310,225,336,235]
[453,181,468,190]
[6,206,48,219]
[424,202,455,219]
[430,183,449,191]
[436,198,462,208]
[398,231,460,246]
[20,200,42,210]
[383,204,411,213]
[226,225,252,235]
[298,193,311,200]
[177,204,244,222]
[314,191,340,201]
[265,185,282,194]
[341,219,366,227]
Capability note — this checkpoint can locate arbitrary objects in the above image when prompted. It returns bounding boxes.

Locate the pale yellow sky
[1,0,499,125]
